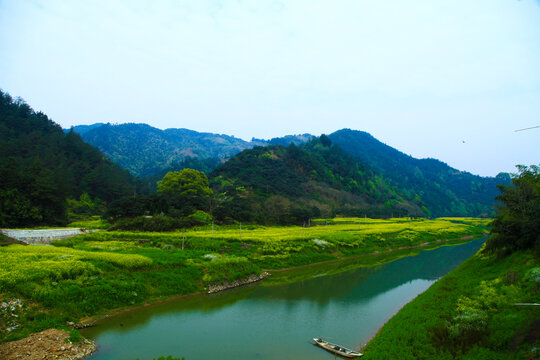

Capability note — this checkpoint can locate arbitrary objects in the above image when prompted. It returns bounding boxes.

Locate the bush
[68,329,82,343]
[187,210,213,225]
[109,215,206,232]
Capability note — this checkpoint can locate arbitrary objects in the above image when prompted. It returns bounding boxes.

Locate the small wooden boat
[313,338,363,358]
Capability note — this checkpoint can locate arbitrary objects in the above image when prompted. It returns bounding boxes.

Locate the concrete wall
[0,228,89,244]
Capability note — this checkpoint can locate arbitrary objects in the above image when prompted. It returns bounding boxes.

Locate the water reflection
[84,238,485,360]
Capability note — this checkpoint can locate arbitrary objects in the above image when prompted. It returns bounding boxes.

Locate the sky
[0,0,539,177]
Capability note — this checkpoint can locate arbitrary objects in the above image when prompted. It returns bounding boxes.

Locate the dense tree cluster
[0,90,135,227]
[329,129,510,217]
[105,169,214,230]
[209,136,426,224]
[484,165,540,255]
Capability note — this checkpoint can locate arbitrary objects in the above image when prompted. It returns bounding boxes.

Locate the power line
[514,125,540,132]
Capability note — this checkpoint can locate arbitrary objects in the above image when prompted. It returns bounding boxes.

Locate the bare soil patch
[0,329,96,360]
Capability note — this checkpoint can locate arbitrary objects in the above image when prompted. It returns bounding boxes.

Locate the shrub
[109,215,207,232]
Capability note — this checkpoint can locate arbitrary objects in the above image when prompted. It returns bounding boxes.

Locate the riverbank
[0,218,488,355]
[363,247,540,359]
[207,272,271,293]
[65,234,482,333]
[0,329,96,360]
[82,237,488,360]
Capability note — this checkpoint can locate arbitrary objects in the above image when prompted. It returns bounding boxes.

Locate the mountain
[0,91,136,227]
[209,136,426,223]
[74,123,313,177]
[68,122,507,218]
[263,133,314,146]
[65,123,105,135]
[328,129,510,217]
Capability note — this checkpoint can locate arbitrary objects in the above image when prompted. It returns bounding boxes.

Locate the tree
[484,165,540,255]
[319,134,332,147]
[157,169,212,197]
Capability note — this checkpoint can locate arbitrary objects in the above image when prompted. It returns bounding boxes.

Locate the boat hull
[313,338,363,358]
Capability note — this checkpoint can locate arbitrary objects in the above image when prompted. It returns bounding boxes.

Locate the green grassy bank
[0,217,488,343]
[363,247,540,359]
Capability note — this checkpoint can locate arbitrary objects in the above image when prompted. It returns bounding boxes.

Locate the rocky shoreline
[0,329,96,360]
[207,272,271,294]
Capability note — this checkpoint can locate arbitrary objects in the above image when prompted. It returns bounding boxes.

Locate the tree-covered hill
[0,91,135,227]
[209,136,426,223]
[66,123,105,135]
[73,123,507,218]
[329,129,510,217]
[75,123,313,177]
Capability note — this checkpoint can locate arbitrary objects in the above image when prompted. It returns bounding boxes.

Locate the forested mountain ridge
[0,91,135,227]
[329,129,510,217]
[66,123,105,135]
[71,123,507,217]
[209,136,426,223]
[77,123,256,177]
[74,123,313,177]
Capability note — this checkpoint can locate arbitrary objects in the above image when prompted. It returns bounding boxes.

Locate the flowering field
[71,217,488,258]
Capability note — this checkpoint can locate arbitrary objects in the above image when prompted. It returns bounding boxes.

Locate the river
[83,238,485,360]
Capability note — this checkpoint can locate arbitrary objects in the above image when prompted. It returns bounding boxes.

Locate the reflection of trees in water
[251,239,484,305]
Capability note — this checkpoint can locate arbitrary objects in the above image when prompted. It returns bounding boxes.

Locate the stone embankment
[0,329,96,360]
[0,229,92,245]
[208,272,271,294]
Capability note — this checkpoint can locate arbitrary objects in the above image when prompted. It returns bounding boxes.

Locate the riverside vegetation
[363,247,539,359]
[0,217,488,344]
[364,165,540,359]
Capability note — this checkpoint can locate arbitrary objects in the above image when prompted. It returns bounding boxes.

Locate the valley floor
[0,217,489,359]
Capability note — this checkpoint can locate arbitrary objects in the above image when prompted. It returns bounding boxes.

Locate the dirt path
[0,329,96,360]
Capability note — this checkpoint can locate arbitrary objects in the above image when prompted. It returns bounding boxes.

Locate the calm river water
[83,238,485,360]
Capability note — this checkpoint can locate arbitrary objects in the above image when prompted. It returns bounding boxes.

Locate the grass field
[363,247,539,359]
[0,217,489,343]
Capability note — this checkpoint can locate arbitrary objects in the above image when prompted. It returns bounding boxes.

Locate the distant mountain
[65,123,105,135]
[74,123,313,177]
[68,122,508,217]
[329,129,510,217]
[209,136,426,223]
[0,92,135,227]
[266,134,314,146]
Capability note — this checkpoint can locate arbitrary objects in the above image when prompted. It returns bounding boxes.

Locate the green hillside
[71,123,506,218]
[76,123,313,177]
[210,136,426,223]
[0,91,135,227]
[77,123,260,177]
[329,129,510,217]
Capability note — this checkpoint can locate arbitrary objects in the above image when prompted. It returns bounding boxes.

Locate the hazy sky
[1,0,539,177]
